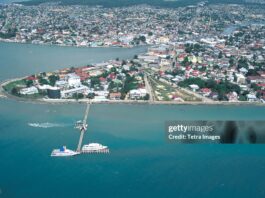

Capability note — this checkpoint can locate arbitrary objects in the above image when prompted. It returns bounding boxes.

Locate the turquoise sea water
[1,42,265,197]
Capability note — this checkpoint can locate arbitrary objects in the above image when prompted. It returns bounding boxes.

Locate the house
[26,76,37,81]
[172,93,182,101]
[99,77,107,85]
[189,84,199,92]
[239,67,248,74]
[123,65,130,71]
[257,71,265,78]
[239,85,248,91]
[164,74,174,80]
[257,84,265,90]
[93,95,109,102]
[209,92,219,100]
[160,58,171,66]
[55,80,68,88]
[191,70,200,77]
[148,62,160,68]
[200,88,212,97]
[19,86,38,95]
[172,76,184,83]
[247,94,257,102]
[65,73,81,87]
[94,91,109,97]
[129,88,147,99]
[226,92,238,102]
[109,92,121,100]
[247,76,265,84]
[108,73,116,80]
[236,73,246,84]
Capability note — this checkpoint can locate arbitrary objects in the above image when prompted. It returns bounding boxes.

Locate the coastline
[1,78,265,106]
[0,40,149,49]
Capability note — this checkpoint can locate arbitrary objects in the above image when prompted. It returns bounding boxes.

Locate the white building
[247,94,257,102]
[93,96,109,102]
[37,84,56,90]
[61,85,89,98]
[65,73,81,88]
[129,88,147,99]
[189,84,199,92]
[236,73,246,84]
[55,80,68,88]
[20,86,39,95]
[94,91,109,97]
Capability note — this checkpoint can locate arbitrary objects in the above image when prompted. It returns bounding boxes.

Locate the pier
[51,100,109,157]
[75,101,110,154]
[76,101,91,152]
[82,149,110,154]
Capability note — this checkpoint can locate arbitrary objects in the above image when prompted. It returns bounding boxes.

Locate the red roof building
[26,76,37,81]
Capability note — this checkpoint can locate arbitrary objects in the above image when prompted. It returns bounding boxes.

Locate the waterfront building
[129,88,147,99]
[109,92,121,100]
[61,85,89,98]
[65,73,81,88]
[19,86,39,95]
[47,88,61,99]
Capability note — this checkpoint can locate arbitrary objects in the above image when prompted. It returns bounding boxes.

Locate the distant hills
[18,0,262,7]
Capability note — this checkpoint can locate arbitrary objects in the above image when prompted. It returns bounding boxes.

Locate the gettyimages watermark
[165,121,265,144]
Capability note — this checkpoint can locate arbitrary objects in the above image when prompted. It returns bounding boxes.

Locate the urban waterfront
[1,42,265,198]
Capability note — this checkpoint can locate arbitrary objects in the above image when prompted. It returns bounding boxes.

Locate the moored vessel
[51,146,79,157]
[82,143,109,153]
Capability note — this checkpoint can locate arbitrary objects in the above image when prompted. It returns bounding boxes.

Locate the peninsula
[1,43,265,105]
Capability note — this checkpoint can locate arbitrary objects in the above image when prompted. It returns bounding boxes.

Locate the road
[144,73,155,102]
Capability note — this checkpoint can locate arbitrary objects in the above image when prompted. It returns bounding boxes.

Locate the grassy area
[177,88,202,102]
[3,79,27,93]
[149,77,176,101]
[149,77,202,101]
[21,93,44,99]
[3,79,44,99]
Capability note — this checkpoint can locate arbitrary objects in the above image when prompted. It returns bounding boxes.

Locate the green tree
[26,80,33,87]
[73,93,84,100]
[182,56,190,66]
[87,93,95,99]
[251,83,260,91]
[48,75,59,86]
[122,60,127,65]
[39,78,49,85]
[139,35,146,43]
[11,87,19,95]
[148,32,153,36]
[218,52,223,59]
[237,57,248,69]
[143,94,150,100]
[90,77,100,88]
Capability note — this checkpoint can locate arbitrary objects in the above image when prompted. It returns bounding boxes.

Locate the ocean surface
[1,42,265,198]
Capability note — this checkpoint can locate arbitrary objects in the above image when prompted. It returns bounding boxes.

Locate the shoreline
[1,78,265,106]
[0,40,149,49]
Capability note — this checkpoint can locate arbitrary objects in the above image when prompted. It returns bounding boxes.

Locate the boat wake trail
[28,122,70,128]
